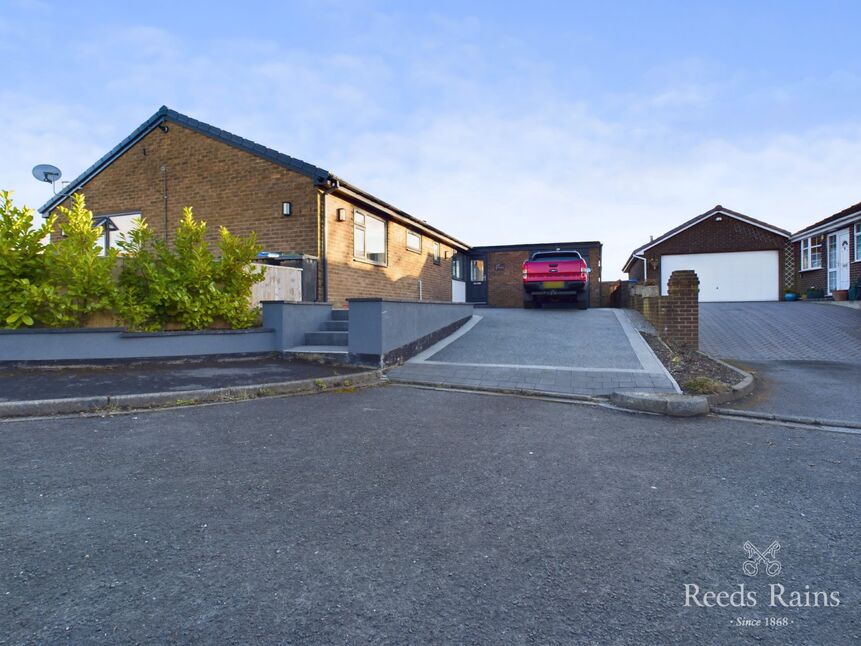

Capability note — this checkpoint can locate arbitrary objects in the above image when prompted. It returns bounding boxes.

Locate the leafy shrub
[0,191,54,327]
[118,207,263,330]
[1,191,261,331]
[41,194,119,327]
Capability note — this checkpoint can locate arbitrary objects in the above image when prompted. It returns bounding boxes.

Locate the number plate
[543,281,565,289]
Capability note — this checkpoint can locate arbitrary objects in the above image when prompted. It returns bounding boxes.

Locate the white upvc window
[431,240,441,265]
[406,230,421,253]
[855,222,861,262]
[800,237,822,271]
[353,210,387,265]
[93,213,140,256]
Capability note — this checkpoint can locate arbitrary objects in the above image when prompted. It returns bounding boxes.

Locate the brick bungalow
[790,199,861,298]
[622,205,790,302]
[39,106,602,309]
[39,106,469,308]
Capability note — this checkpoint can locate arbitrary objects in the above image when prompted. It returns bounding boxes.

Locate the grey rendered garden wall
[348,299,474,365]
[0,327,275,363]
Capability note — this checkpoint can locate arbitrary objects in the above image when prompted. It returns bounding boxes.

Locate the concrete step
[331,309,349,321]
[321,320,349,332]
[286,345,348,355]
[305,330,348,346]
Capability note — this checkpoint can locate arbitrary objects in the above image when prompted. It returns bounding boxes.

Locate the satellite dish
[32,164,62,183]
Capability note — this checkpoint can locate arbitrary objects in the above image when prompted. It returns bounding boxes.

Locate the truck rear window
[530,251,583,262]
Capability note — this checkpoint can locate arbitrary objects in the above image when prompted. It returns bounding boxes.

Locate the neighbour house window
[451,253,463,280]
[406,230,421,253]
[432,241,441,265]
[800,237,822,271]
[855,223,861,261]
[93,213,139,256]
[353,210,387,265]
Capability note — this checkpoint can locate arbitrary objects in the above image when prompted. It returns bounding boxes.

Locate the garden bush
[1,190,263,330]
[117,206,263,330]
[43,193,119,327]
[0,190,54,327]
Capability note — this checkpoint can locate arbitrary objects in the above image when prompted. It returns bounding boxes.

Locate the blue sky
[3,0,860,277]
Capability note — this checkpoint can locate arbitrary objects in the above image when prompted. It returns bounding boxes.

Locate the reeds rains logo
[742,540,782,577]
[683,541,841,609]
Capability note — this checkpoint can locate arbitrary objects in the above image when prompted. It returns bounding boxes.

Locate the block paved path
[388,308,677,397]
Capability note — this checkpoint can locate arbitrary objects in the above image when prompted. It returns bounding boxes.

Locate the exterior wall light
[282,202,292,217]
[336,208,347,221]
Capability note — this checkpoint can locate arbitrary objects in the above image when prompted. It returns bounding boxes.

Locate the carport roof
[622,205,790,273]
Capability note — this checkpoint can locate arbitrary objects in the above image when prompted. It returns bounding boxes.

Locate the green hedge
[0,191,263,330]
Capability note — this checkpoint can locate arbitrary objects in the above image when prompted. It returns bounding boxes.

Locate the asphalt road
[2,386,858,644]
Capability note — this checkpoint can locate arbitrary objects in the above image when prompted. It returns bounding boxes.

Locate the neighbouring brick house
[622,205,790,302]
[39,106,604,310]
[790,200,861,297]
[40,106,469,308]
[466,242,602,308]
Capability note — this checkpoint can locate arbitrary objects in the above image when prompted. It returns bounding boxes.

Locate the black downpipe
[319,178,340,303]
[161,165,168,241]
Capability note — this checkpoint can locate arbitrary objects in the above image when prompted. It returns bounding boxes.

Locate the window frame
[799,236,823,271]
[93,212,140,257]
[470,258,486,282]
[353,209,387,266]
[451,253,464,280]
[855,222,861,262]
[406,230,422,253]
[431,240,441,265]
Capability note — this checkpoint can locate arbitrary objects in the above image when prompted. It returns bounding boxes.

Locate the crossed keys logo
[743,540,782,577]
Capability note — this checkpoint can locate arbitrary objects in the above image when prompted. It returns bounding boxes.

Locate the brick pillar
[664,270,699,352]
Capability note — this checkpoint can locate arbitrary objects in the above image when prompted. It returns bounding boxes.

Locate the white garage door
[661,251,779,302]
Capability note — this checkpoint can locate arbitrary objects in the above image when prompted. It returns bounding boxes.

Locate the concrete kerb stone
[711,407,861,431]
[0,396,110,418]
[701,353,756,406]
[0,371,384,419]
[609,391,710,417]
[387,375,600,403]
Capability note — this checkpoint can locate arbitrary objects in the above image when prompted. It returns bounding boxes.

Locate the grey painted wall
[348,299,473,359]
[261,301,332,351]
[0,327,275,363]
[0,301,471,365]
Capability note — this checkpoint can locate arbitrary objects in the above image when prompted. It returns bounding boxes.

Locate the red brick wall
[324,193,455,308]
[644,215,787,297]
[48,120,458,307]
[633,270,700,352]
[487,250,529,307]
[49,121,320,255]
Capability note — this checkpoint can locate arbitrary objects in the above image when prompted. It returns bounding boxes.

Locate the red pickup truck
[522,250,590,309]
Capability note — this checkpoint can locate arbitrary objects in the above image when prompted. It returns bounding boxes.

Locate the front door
[466,255,488,303]
[827,229,850,294]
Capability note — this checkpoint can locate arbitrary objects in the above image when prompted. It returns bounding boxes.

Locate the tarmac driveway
[700,302,861,422]
[389,308,677,396]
